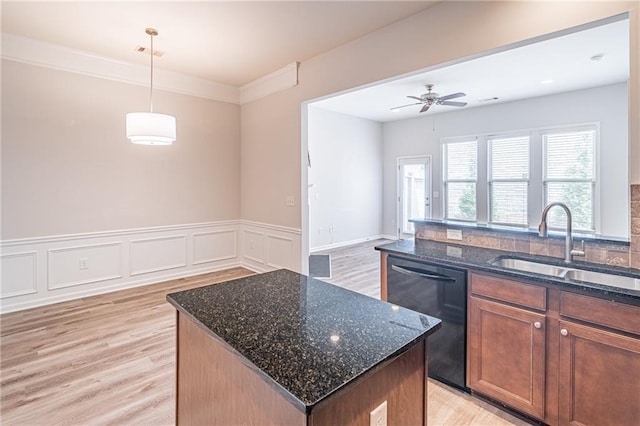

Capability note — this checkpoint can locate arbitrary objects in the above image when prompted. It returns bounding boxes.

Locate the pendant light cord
[149,30,154,113]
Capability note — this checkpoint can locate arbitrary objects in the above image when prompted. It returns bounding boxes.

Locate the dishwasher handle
[391,264,456,282]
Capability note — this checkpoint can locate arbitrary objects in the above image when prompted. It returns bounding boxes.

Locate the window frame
[442,138,478,222]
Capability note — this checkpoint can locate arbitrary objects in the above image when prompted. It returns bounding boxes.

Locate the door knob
[534,322,542,329]
[560,329,568,336]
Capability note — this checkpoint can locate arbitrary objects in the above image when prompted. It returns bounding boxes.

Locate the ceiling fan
[391,84,467,113]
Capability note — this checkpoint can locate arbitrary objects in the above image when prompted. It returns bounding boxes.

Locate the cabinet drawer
[470,272,546,311]
[559,292,640,335]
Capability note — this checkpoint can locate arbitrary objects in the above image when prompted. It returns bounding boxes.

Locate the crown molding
[1,32,241,104]
[2,33,301,105]
[240,62,300,104]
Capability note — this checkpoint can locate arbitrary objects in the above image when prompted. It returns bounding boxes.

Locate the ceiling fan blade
[419,104,431,113]
[440,101,467,107]
[390,102,422,110]
[407,96,424,102]
[438,92,466,101]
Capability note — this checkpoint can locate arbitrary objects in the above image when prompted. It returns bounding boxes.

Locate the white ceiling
[1,3,628,115]
[0,1,439,87]
[313,18,629,122]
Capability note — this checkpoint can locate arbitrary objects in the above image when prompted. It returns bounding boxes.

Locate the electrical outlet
[286,195,295,206]
[79,258,88,270]
[446,229,462,240]
[370,400,387,426]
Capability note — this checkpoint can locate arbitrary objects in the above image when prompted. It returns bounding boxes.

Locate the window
[543,128,596,232]
[443,140,477,221]
[488,135,530,226]
[441,123,599,234]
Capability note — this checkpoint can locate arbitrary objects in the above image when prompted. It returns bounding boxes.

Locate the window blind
[489,136,529,225]
[543,129,596,232]
[444,140,477,221]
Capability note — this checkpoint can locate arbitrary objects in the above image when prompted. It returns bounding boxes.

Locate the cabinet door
[468,296,546,420]
[558,321,640,426]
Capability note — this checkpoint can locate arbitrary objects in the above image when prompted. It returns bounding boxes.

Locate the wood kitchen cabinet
[558,320,640,426]
[468,274,547,420]
[557,291,640,426]
[468,271,640,426]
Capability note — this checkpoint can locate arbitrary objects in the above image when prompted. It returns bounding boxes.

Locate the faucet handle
[538,221,547,237]
[571,240,585,257]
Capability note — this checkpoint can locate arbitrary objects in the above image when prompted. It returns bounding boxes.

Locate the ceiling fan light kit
[126,28,176,146]
[391,84,468,113]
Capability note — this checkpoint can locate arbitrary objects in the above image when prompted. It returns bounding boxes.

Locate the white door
[398,157,431,239]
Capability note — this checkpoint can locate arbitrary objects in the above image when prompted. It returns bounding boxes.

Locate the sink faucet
[538,202,585,264]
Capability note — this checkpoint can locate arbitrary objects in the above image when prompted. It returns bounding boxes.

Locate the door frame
[397,155,432,239]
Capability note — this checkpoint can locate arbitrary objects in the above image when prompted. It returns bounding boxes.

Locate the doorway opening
[398,156,432,239]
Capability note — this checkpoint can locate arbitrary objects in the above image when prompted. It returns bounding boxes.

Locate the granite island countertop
[167,269,441,414]
[376,239,640,302]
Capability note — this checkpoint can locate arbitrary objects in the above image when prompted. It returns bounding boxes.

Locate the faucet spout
[538,202,585,263]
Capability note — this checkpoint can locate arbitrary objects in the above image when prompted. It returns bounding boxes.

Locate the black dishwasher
[387,254,467,391]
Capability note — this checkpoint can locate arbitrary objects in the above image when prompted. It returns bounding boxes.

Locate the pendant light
[126,28,176,145]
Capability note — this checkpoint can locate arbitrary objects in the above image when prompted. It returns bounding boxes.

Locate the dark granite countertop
[166,269,441,414]
[376,239,640,302]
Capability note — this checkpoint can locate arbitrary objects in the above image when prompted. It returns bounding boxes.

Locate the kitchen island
[167,269,441,426]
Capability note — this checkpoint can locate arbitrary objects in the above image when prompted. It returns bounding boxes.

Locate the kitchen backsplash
[415,184,640,269]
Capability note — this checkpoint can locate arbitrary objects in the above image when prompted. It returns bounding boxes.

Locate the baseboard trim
[310,234,397,253]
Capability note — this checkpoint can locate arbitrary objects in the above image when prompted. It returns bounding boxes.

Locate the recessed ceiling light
[540,79,555,85]
[590,53,605,62]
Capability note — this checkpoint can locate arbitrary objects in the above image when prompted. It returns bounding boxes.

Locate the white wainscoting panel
[0,222,243,313]
[1,252,38,298]
[243,230,265,264]
[48,242,123,290]
[240,221,301,273]
[130,235,187,276]
[0,220,302,313]
[266,235,295,270]
[193,230,237,265]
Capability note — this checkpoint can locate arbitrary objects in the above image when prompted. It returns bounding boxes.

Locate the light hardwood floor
[1,243,529,425]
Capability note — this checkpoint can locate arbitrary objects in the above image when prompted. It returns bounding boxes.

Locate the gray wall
[308,107,382,249]
[382,83,629,238]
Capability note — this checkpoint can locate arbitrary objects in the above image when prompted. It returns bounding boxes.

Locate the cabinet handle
[534,322,542,329]
[560,329,568,336]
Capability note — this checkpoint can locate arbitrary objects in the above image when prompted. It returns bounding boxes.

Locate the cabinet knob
[560,329,568,336]
[534,322,542,329]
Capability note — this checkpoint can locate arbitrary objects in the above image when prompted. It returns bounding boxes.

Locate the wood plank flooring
[1,243,529,425]
[312,238,389,299]
[0,268,255,425]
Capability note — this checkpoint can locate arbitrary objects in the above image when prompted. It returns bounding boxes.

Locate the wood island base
[176,311,430,426]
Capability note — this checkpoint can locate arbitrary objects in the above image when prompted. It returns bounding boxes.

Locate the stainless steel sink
[564,269,640,291]
[491,256,640,291]
[491,258,569,277]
